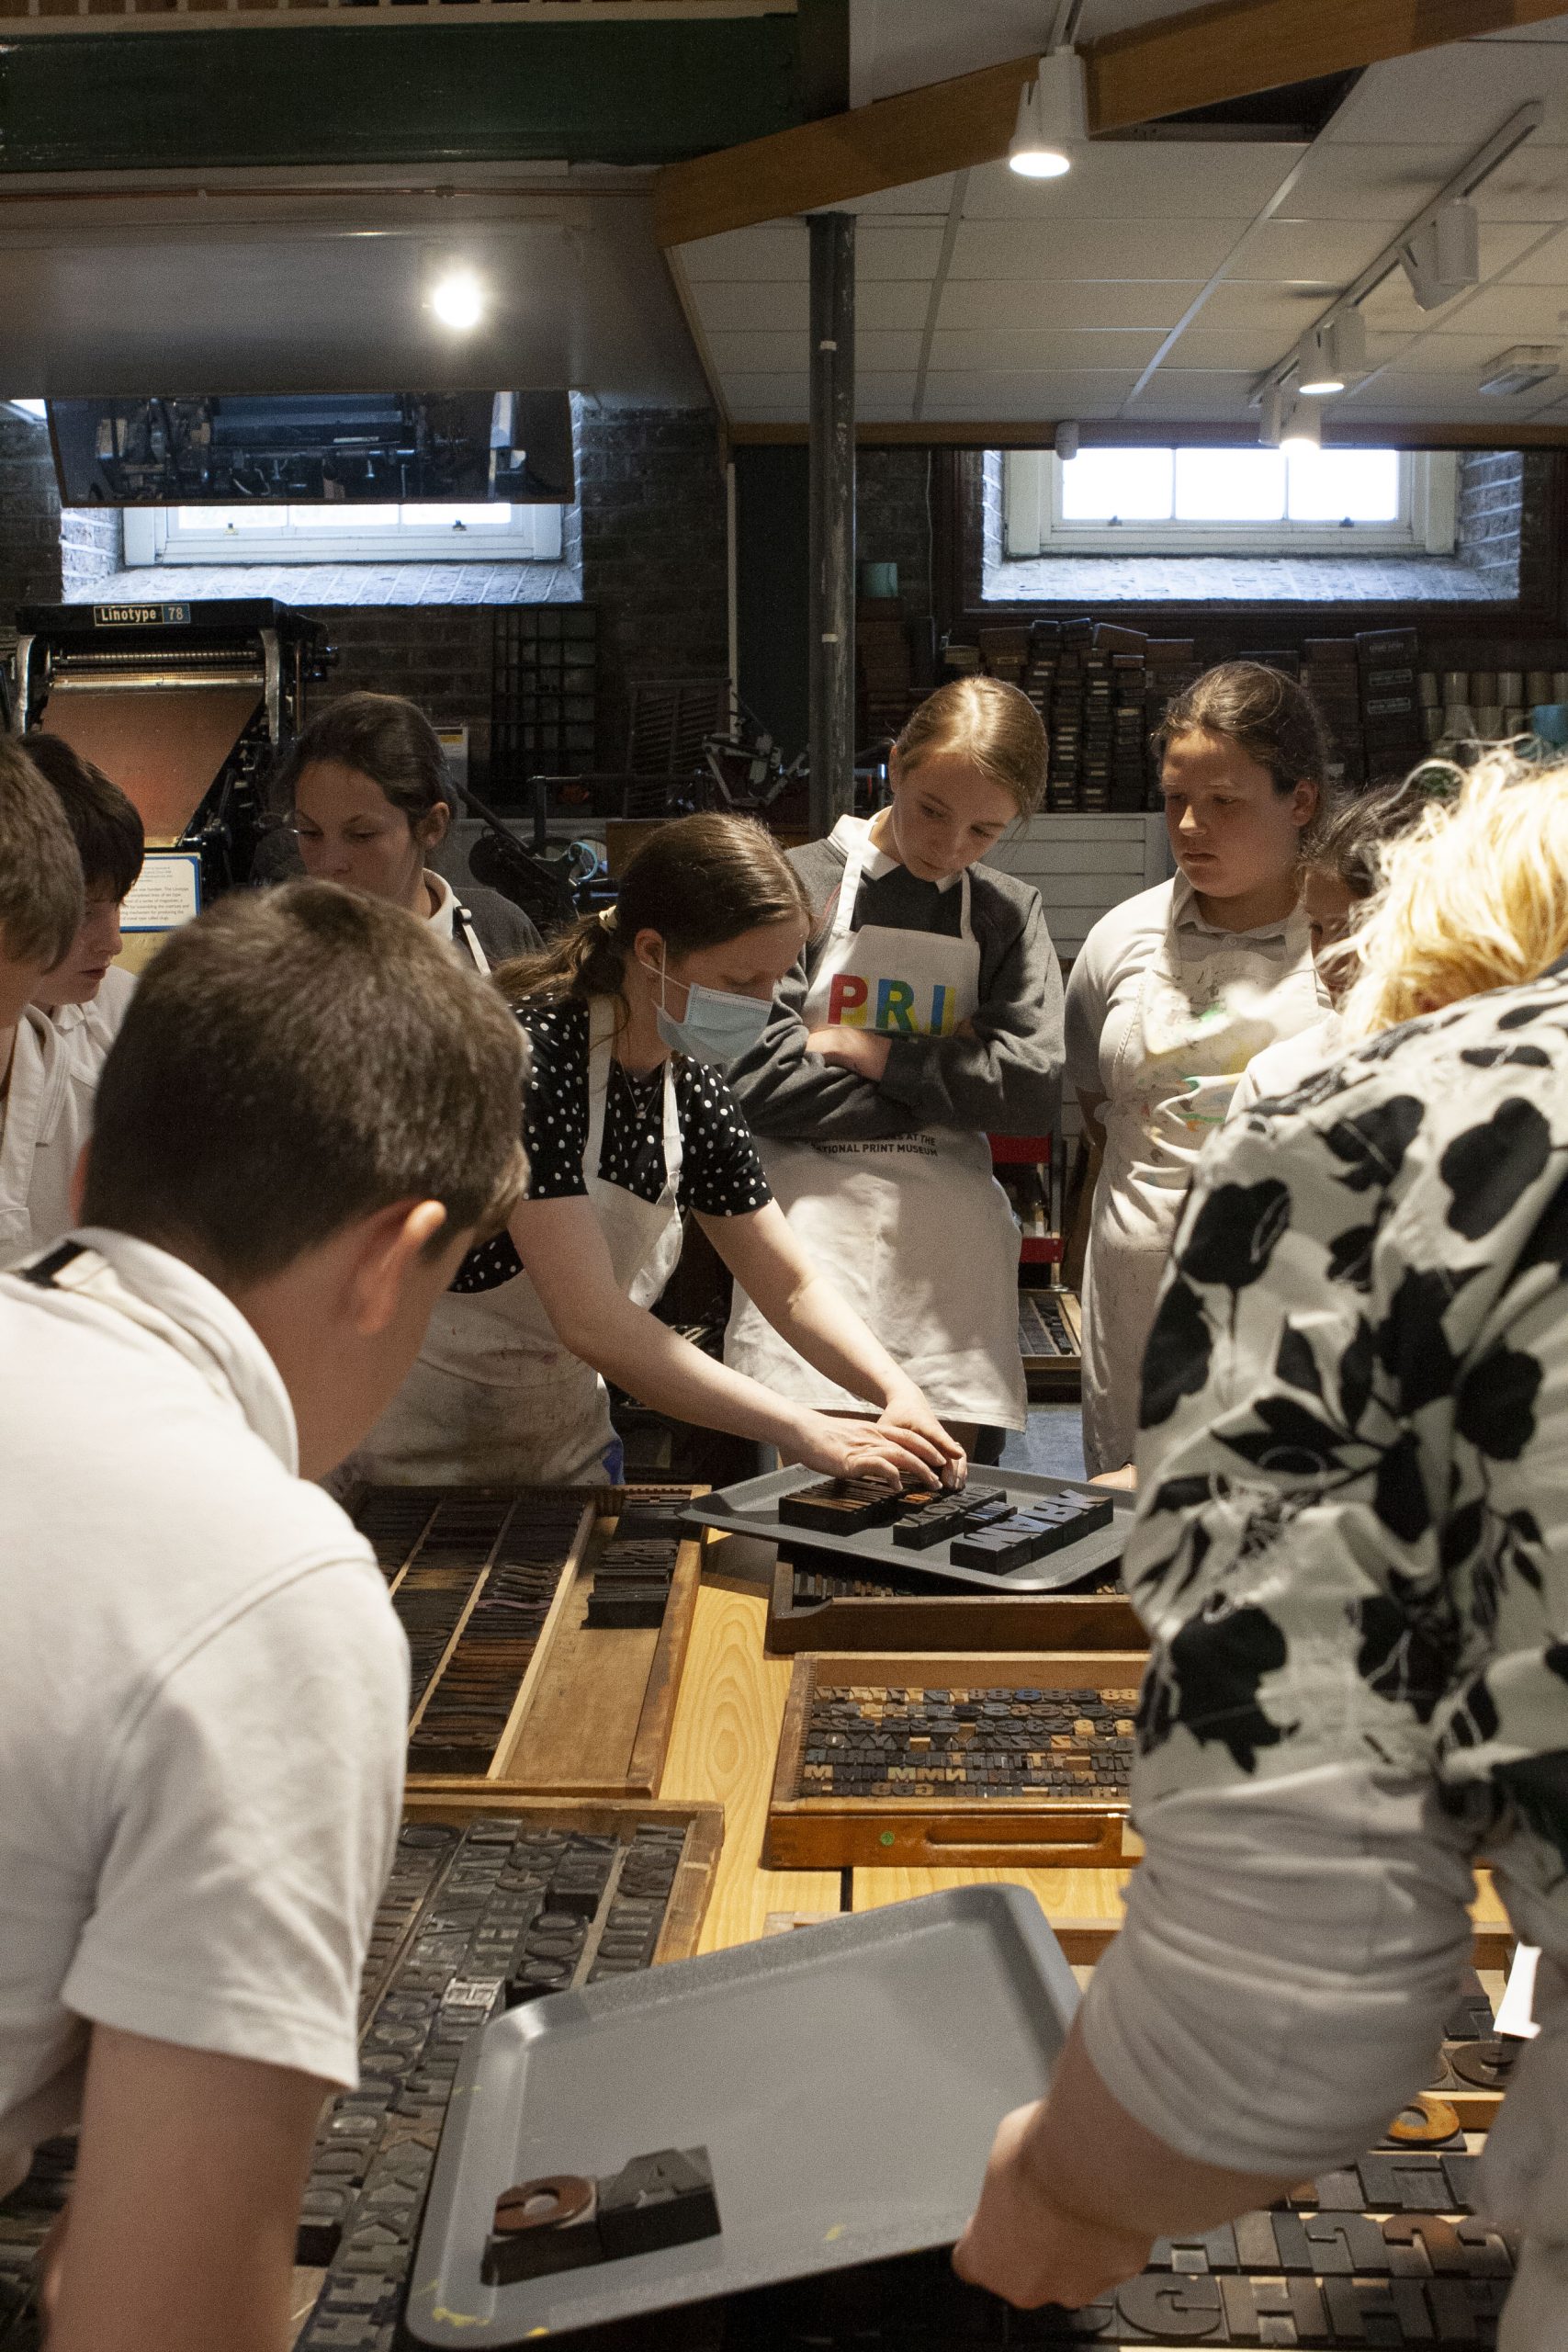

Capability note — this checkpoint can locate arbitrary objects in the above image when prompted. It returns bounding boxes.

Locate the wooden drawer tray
[354,1483,705,1799]
[767,1554,1146,1655]
[295,1792,724,2350]
[764,1652,1146,1870]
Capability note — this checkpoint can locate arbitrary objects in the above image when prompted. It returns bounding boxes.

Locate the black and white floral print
[1125,967,1568,1894]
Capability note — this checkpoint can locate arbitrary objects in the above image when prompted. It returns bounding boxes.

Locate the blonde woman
[726,677,1064,1451]
[956,752,1568,2348]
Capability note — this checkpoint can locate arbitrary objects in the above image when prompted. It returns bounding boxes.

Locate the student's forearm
[750,1267,918,1410]
[567,1293,818,1451]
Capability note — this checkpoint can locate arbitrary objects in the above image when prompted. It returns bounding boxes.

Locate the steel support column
[807,209,855,837]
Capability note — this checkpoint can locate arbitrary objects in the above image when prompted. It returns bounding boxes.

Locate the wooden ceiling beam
[1089,0,1568,133]
[654,0,1568,248]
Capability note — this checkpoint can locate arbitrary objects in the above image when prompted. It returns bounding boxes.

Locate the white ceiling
[679,9,1568,432]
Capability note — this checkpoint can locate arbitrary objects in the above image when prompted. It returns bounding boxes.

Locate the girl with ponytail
[351,811,962,1492]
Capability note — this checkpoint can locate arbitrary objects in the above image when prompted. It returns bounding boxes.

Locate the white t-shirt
[425,871,488,973]
[0,967,136,1269]
[1224,1011,1343,1122]
[0,1228,408,2191]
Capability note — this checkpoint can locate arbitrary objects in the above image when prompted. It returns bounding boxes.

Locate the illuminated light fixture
[1479,344,1561,396]
[1297,326,1345,397]
[1297,310,1368,397]
[1281,395,1322,455]
[425,257,486,333]
[1398,199,1480,312]
[1008,48,1086,179]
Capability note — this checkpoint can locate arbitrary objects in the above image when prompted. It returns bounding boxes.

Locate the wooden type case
[359,1485,705,1801]
[766,1555,1146,1656]
[765,1653,1146,1870]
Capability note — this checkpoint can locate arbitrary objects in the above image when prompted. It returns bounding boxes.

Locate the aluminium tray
[683,1464,1133,1595]
[404,1885,1077,2346]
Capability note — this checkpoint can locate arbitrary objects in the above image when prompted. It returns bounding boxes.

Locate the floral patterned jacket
[1073,962,1568,2260]
[1125,964,1568,1917]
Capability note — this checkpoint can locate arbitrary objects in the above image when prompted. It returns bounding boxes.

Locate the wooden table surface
[660,1567,1516,1965]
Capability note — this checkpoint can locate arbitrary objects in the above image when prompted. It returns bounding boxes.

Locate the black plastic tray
[681,1465,1131,1594]
[404,1886,1077,2345]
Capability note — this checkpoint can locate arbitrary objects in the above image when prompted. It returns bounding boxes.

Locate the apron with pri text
[726,814,1025,1429]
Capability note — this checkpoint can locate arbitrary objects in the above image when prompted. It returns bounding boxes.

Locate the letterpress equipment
[483,2147,720,2285]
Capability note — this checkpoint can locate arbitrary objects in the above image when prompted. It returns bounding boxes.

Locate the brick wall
[855,447,935,622]
[0,414,71,617]
[576,404,728,766]
[301,605,498,784]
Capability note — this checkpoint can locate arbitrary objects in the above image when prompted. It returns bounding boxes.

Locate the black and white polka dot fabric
[452,997,772,1294]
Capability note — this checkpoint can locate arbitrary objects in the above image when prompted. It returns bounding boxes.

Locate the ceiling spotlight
[1297,311,1367,396]
[426,259,486,333]
[1008,48,1086,179]
[1297,326,1345,397]
[1479,344,1561,396]
[1398,199,1480,312]
[1260,384,1285,447]
[1281,395,1322,455]
[1055,421,1080,460]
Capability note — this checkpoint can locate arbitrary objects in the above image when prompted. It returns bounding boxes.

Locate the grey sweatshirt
[728,832,1066,1141]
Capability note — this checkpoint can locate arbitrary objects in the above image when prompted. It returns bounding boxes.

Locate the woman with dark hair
[1066,662,1329,1478]
[352,812,963,1491]
[278,691,540,969]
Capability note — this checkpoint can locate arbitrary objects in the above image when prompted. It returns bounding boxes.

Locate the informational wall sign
[121,849,202,932]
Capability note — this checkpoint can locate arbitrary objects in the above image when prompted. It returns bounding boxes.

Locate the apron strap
[454,905,490,975]
[583,996,683,1207]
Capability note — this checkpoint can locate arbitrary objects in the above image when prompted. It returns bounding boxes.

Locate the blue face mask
[644,951,773,1069]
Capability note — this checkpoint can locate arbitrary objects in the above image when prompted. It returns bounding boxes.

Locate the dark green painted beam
[0,14,804,175]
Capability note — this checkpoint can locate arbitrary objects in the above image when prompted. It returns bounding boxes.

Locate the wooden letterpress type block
[1321,2276,1416,2343]
[1304,2212,1391,2275]
[1269,2214,1314,2273]
[780,1482,900,1534]
[951,1528,1037,1570]
[483,2175,603,2285]
[1441,2153,1481,2214]
[1456,2221,1515,2279]
[1217,2275,1327,2345]
[1306,2169,1367,2211]
[1358,2154,1449,2213]
[1115,2272,1228,2338]
[1234,2212,1284,2270]
[596,2145,720,2260]
[1150,2224,1239,2273]
[893,1510,964,1550]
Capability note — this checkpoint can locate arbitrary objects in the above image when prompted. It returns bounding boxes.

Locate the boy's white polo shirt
[0,1227,409,2191]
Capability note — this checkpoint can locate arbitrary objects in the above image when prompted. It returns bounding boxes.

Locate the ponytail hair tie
[598,908,617,930]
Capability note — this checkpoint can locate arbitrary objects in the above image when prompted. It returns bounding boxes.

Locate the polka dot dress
[452,997,773,1294]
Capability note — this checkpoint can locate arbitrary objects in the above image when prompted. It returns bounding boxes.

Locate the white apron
[349,999,683,1488]
[1081,885,1325,1476]
[427,871,491,975]
[725,814,1025,1430]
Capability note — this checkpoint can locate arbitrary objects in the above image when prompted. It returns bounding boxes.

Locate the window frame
[1002,447,1458,559]
[122,501,565,567]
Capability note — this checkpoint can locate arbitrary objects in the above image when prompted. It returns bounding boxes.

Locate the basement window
[1004,447,1456,558]
[122,500,564,566]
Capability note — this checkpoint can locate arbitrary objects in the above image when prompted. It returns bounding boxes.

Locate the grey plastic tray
[682,1465,1132,1594]
[404,1884,1077,2346]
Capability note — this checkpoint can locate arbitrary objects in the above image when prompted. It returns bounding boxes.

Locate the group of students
[3,656,1568,2346]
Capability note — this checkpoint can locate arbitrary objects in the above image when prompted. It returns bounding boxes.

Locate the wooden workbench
[661,1566,1516,1966]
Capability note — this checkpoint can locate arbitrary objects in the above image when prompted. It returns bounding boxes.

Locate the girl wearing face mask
[1065,662,1327,1481]
[349,813,963,1492]
[279,692,541,970]
[724,679,1065,1454]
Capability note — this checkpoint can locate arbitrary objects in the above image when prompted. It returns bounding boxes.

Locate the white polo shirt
[0,1228,408,2192]
[0,967,137,1269]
